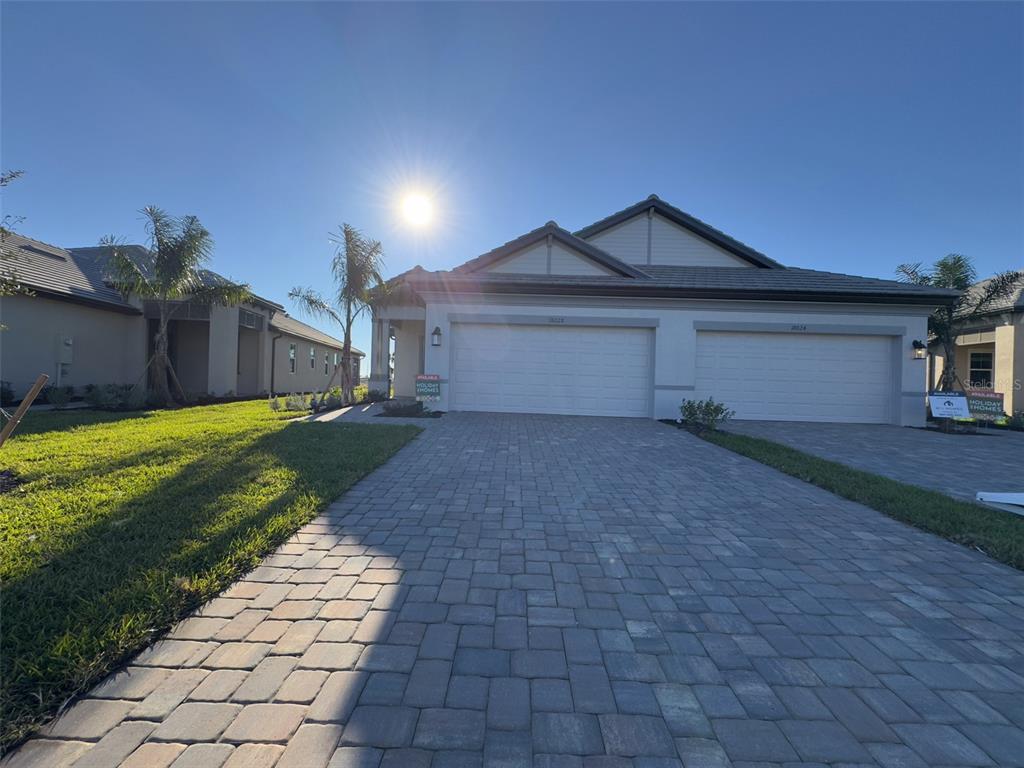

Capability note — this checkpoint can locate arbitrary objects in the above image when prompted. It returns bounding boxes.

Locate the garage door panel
[695,331,893,423]
[451,324,651,417]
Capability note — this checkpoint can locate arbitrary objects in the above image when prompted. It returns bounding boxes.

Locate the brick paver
[6,413,1024,766]
[724,419,1024,501]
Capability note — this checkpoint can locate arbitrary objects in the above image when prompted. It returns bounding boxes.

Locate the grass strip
[0,400,419,749]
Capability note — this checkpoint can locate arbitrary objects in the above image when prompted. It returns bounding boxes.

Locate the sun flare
[400,192,434,227]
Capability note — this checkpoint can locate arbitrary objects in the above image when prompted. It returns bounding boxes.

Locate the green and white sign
[415,374,441,402]
[966,390,1004,422]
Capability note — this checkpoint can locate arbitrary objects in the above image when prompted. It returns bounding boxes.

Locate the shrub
[382,400,427,417]
[366,388,387,403]
[679,397,735,434]
[83,384,144,412]
[352,385,369,404]
[284,393,309,412]
[268,396,281,411]
[1008,411,1024,432]
[44,386,74,410]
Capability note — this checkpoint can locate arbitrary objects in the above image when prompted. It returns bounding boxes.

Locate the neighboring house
[930,277,1024,414]
[0,232,362,399]
[370,195,957,424]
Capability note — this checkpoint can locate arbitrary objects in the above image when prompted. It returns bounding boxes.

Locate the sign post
[415,374,441,403]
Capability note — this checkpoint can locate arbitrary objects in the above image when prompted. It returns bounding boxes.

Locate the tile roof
[964,274,1024,316]
[404,264,960,305]
[269,313,363,355]
[1,232,138,312]
[453,221,648,278]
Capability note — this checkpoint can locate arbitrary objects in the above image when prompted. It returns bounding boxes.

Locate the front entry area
[449,323,653,417]
[694,330,895,423]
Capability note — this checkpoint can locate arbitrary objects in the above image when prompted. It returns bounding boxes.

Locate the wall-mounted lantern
[388,326,396,341]
[912,340,927,360]
[431,326,442,347]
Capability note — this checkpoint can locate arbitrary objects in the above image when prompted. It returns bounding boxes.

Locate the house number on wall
[548,317,566,324]
[790,324,808,331]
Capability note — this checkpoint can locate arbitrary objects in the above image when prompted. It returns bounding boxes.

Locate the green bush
[284,393,309,412]
[42,386,74,409]
[366,388,388,403]
[352,385,369,403]
[268,396,281,411]
[1008,411,1024,432]
[679,397,735,434]
[83,384,145,412]
[382,400,428,417]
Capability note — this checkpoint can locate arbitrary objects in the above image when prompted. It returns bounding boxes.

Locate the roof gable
[575,195,783,269]
[454,222,647,278]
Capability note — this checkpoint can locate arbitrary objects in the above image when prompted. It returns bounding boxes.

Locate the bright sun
[401,193,434,227]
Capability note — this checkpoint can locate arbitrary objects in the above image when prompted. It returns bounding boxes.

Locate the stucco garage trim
[693,320,909,336]
[448,313,660,328]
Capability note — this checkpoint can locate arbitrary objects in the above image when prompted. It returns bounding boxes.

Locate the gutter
[270,333,282,395]
[406,279,961,307]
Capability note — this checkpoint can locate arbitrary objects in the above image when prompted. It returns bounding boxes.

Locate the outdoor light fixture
[431,326,442,347]
[912,340,927,359]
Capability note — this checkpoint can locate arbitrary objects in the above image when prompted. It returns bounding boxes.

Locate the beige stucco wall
[0,294,146,397]
[267,331,361,395]
[932,316,1022,413]
[392,320,425,398]
[236,326,261,395]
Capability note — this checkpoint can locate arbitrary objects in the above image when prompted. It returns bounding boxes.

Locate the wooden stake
[0,374,49,449]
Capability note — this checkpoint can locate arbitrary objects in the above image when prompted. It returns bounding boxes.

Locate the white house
[369,196,958,424]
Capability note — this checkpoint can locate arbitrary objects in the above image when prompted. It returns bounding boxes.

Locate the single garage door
[450,323,652,417]
[695,331,894,423]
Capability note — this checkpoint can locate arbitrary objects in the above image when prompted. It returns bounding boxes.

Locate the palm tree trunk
[341,300,354,404]
[151,314,175,406]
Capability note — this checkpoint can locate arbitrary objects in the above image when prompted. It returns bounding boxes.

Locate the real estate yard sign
[415,374,441,402]
[929,391,970,419]
[966,390,1004,422]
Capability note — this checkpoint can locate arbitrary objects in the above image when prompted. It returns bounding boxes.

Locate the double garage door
[448,323,895,423]
[450,323,652,417]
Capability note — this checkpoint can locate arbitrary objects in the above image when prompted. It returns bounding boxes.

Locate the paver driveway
[724,420,1024,503]
[9,414,1024,767]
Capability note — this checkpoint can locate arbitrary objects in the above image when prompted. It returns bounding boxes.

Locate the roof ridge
[572,196,783,269]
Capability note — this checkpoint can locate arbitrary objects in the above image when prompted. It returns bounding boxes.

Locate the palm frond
[932,253,976,290]
[101,235,156,299]
[288,286,343,326]
[895,262,928,285]
[189,280,252,307]
[966,270,1024,317]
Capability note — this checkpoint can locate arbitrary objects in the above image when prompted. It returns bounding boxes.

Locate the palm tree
[897,254,1023,391]
[103,207,251,405]
[289,223,384,408]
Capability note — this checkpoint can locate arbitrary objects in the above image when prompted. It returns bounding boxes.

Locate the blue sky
[3,1,1022,355]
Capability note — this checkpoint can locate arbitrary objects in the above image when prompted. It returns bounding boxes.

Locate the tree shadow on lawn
[0,420,419,749]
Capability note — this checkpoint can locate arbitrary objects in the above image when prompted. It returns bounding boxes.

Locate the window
[333,352,339,371]
[288,343,296,374]
[324,353,329,375]
[310,346,316,369]
[969,351,994,389]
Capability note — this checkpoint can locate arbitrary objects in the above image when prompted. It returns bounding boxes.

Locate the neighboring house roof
[2,232,139,313]
[960,274,1024,318]
[574,195,784,269]
[454,221,648,278]
[269,313,364,356]
[403,264,960,305]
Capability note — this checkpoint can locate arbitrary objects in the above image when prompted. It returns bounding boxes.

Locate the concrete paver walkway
[7,414,1024,767]
[724,420,1024,502]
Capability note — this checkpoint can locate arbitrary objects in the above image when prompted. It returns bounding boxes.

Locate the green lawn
[700,428,1024,571]
[0,401,419,749]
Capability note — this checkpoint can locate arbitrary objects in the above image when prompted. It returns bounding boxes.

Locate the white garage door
[450,323,652,417]
[695,331,894,423]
